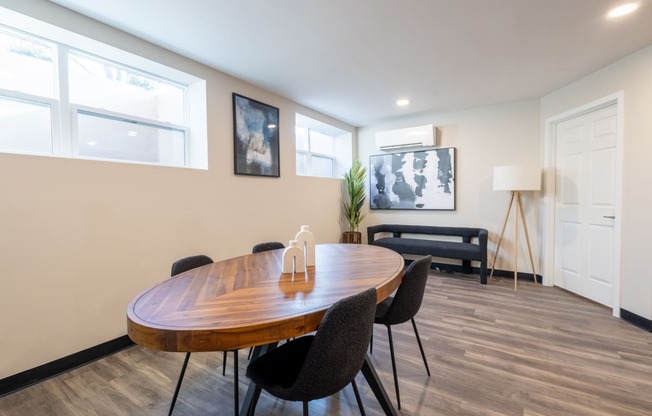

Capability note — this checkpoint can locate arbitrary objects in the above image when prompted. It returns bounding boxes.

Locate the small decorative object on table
[282,240,305,274]
[295,225,315,266]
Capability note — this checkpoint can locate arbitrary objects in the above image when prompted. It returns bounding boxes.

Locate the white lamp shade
[493,165,541,191]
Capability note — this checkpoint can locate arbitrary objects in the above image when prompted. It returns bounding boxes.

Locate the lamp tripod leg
[514,192,519,291]
[490,192,516,280]
[517,192,538,284]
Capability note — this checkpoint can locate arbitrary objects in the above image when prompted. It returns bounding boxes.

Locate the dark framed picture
[232,93,280,177]
[369,147,455,210]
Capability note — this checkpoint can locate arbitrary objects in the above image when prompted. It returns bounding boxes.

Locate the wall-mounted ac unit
[375,124,437,151]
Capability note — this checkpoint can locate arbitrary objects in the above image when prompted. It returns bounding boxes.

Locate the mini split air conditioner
[375,124,437,151]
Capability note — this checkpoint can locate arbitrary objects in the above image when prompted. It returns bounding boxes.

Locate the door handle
[603,215,615,219]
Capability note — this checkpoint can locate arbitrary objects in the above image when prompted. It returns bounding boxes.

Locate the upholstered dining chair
[251,241,285,253]
[245,288,377,416]
[248,241,287,359]
[371,255,432,410]
[168,255,240,416]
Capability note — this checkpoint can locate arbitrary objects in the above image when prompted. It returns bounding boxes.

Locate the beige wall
[0,0,354,379]
[358,100,543,274]
[541,44,652,321]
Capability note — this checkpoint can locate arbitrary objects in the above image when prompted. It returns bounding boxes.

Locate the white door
[554,104,617,307]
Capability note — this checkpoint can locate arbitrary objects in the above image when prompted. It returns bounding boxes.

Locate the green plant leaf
[342,158,367,232]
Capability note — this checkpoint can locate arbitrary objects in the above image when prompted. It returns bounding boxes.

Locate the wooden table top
[127,244,405,352]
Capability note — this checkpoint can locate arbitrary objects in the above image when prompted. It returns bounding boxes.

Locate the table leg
[239,343,278,416]
[360,354,398,416]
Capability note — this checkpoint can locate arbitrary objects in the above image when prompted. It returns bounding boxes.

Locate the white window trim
[297,128,335,177]
[0,88,61,156]
[0,6,207,169]
[71,104,188,166]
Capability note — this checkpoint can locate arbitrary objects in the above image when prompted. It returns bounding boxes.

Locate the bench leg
[480,260,487,284]
[462,260,471,274]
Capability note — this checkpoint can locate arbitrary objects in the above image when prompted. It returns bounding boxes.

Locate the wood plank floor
[2,272,651,415]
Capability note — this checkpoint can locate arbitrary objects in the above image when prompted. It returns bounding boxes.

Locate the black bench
[367,224,488,284]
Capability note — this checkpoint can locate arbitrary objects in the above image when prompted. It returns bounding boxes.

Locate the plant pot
[342,231,362,244]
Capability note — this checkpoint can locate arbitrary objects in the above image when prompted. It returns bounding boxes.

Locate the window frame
[295,113,353,179]
[296,127,336,178]
[0,11,206,169]
[71,104,189,166]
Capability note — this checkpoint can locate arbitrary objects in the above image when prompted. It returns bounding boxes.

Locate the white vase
[295,225,316,266]
[282,240,305,273]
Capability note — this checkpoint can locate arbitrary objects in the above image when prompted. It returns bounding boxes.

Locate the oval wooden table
[127,243,405,415]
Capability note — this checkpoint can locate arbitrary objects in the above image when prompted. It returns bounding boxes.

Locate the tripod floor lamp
[490,165,541,290]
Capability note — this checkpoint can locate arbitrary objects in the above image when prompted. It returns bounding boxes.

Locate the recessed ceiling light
[608,3,639,18]
[86,141,97,146]
[127,130,138,137]
[396,99,410,107]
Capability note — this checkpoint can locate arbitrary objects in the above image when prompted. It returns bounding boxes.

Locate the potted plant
[341,159,368,244]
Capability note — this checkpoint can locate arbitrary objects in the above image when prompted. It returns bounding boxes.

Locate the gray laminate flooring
[1,272,651,415]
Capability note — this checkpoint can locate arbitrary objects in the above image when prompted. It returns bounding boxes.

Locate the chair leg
[233,350,239,416]
[247,347,253,360]
[351,378,366,416]
[369,330,373,354]
[248,385,262,416]
[303,401,309,415]
[169,352,191,416]
[223,350,228,376]
[411,318,431,376]
[386,325,401,410]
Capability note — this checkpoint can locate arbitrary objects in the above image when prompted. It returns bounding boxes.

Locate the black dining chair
[249,241,287,359]
[168,255,240,416]
[252,241,285,253]
[245,288,377,416]
[371,255,432,410]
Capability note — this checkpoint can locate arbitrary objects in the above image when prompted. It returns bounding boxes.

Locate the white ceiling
[47,0,652,127]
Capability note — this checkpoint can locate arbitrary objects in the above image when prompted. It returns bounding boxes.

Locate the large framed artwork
[369,147,455,210]
[233,93,280,177]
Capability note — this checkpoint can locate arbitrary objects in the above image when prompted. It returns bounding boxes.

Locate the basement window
[295,113,352,179]
[0,9,207,169]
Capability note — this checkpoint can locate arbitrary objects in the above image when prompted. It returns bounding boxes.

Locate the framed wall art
[369,147,455,210]
[233,93,280,177]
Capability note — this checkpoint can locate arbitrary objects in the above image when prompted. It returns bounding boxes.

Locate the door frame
[542,92,624,317]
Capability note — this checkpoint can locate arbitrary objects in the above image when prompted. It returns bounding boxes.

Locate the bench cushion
[372,237,481,261]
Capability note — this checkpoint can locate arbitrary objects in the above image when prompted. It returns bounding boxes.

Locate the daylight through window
[295,113,352,179]
[0,13,207,168]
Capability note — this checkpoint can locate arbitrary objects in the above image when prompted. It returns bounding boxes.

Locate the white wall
[0,0,354,379]
[541,45,652,321]
[360,45,652,324]
[358,100,543,274]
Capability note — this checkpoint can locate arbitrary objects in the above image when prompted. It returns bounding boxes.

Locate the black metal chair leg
[369,331,373,354]
[303,401,309,415]
[411,318,430,376]
[223,350,228,376]
[386,325,401,410]
[233,350,239,416]
[247,347,253,360]
[351,378,366,415]
[169,352,191,416]
[247,385,262,416]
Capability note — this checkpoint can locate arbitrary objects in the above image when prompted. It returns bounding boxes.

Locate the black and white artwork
[233,93,280,177]
[369,148,455,210]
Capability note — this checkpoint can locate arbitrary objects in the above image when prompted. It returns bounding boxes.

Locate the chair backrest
[171,254,214,276]
[252,241,285,253]
[290,288,377,401]
[382,255,432,325]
